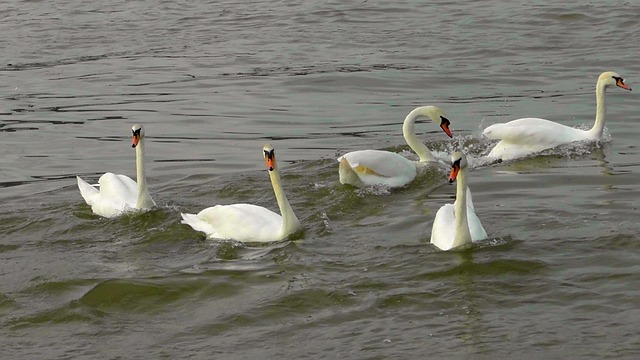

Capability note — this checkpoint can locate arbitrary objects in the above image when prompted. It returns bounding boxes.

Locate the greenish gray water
[1,0,639,358]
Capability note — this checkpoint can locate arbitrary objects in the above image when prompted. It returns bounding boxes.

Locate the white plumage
[181,144,300,243]
[431,151,487,251]
[338,106,453,188]
[483,71,631,161]
[77,124,155,218]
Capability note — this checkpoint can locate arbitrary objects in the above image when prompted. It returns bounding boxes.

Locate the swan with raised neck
[483,71,632,161]
[430,151,487,250]
[132,124,155,209]
[76,123,155,218]
[180,144,300,243]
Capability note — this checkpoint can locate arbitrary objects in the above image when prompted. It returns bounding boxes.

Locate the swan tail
[76,175,99,206]
[181,212,217,237]
[338,157,363,186]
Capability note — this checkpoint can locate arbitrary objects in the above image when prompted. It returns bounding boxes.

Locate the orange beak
[265,154,275,171]
[448,163,460,183]
[441,122,452,138]
[440,117,453,138]
[131,134,140,148]
[616,78,632,91]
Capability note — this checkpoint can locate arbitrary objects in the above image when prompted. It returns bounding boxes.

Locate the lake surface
[1,0,639,358]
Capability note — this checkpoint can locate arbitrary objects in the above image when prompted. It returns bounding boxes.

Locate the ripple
[409,258,548,281]
[78,277,238,313]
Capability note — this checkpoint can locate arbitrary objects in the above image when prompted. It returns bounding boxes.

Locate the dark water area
[1,0,639,358]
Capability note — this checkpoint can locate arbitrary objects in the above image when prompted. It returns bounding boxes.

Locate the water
[1,0,639,358]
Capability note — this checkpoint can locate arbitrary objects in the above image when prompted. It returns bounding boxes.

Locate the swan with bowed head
[483,71,631,161]
[338,105,452,188]
[77,124,155,218]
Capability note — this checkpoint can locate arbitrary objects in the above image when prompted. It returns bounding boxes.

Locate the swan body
[483,71,632,161]
[181,144,300,243]
[77,124,155,218]
[431,151,487,251]
[338,106,453,188]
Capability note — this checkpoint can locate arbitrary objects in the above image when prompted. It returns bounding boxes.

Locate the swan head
[448,151,467,183]
[407,106,453,138]
[427,106,453,138]
[131,124,145,148]
[599,71,632,91]
[263,144,276,171]
[419,106,453,138]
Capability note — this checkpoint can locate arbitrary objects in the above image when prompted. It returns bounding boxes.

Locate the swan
[483,71,632,161]
[337,105,453,188]
[181,144,301,243]
[77,124,156,218]
[430,151,487,251]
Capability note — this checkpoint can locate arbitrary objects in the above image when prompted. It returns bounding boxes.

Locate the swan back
[338,150,417,187]
[182,204,283,242]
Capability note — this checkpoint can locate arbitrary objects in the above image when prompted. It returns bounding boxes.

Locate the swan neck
[588,81,607,139]
[452,167,472,248]
[135,138,154,209]
[269,165,300,238]
[402,109,435,162]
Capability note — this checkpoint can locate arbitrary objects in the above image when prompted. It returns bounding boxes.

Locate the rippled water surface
[1,0,639,358]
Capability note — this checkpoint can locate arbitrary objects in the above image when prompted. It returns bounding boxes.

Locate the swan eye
[264,149,274,160]
[132,128,141,137]
[451,158,461,169]
[440,116,450,126]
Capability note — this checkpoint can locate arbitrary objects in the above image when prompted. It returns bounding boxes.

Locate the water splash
[355,185,392,197]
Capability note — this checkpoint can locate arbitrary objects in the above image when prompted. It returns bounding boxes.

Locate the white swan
[483,71,632,161]
[430,151,487,251]
[77,124,156,218]
[337,105,453,188]
[181,144,301,243]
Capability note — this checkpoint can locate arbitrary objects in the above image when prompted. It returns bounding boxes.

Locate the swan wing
[80,173,138,217]
[483,118,588,160]
[97,173,138,207]
[77,173,138,217]
[430,191,487,250]
[181,203,284,243]
[430,203,456,251]
[338,150,417,187]
[464,187,487,241]
[483,118,586,146]
[77,176,100,206]
[465,187,475,211]
[466,206,488,242]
